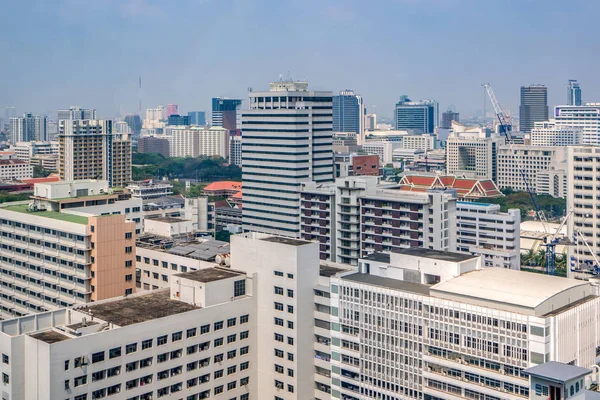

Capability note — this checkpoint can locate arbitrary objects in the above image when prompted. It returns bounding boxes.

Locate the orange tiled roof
[398,175,502,199]
[231,191,242,199]
[21,176,60,184]
[203,181,242,192]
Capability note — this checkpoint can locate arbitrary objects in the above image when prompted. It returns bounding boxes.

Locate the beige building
[58,119,132,188]
[169,126,229,159]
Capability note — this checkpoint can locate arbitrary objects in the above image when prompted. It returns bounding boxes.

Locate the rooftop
[362,252,391,263]
[30,330,71,344]
[393,247,478,262]
[524,362,591,383]
[431,268,590,309]
[261,236,312,247]
[83,290,199,327]
[175,267,245,283]
[343,272,431,295]
[1,203,89,225]
[203,181,242,192]
[319,263,351,277]
[152,217,188,223]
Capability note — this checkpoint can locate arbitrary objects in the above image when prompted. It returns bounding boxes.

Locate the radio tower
[138,76,142,114]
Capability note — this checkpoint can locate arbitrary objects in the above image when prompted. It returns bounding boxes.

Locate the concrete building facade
[530,122,582,146]
[554,104,600,145]
[520,85,548,133]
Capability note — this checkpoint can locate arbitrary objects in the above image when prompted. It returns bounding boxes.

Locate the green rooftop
[2,204,89,225]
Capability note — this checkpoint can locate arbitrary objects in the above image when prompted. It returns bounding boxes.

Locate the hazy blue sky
[1,0,598,119]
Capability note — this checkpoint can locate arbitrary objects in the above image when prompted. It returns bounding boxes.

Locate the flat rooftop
[83,290,199,327]
[524,361,591,383]
[319,263,350,278]
[30,330,71,344]
[431,268,590,309]
[1,203,89,225]
[362,252,391,263]
[343,272,431,296]
[393,247,478,262]
[175,267,245,283]
[261,236,311,246]
[152,217,188,223]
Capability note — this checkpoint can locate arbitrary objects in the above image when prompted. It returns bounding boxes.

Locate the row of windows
[136,256,189,273]
[0,219,85,241]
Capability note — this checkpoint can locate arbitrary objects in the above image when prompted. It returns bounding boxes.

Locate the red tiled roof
[21,176,60,184]
[398,175,502,199]
[231,191,242,199]
[452,179,478,189]
[203,181,242,192]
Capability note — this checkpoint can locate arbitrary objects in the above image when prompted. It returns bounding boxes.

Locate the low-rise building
[127,180,173,200]
[137,135,170,156]
[456,201,521,269]
[0,159,33,180]
[398,174,503,200]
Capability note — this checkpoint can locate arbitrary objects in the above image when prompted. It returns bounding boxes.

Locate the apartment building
[554,104,600,144]
[230,135,242,166]
[456,201,521,269]
[329,249,600,400]
[137,135,170,157]
[127,180,173,200]
[300,177,457,265]
[400,134,435,151]
[12,141,58,162]
[0,267,253,400]
[0,181,137,318]
[566,146,600,279]
[0,159,33,180]
[362,140,397,164]
[58,119,132,188]
[169,126,229,159]
[496,145,565,193]
[530,122,582,146]
[535,161,567,198]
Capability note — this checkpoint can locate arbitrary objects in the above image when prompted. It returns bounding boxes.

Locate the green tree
[33,165,51,178]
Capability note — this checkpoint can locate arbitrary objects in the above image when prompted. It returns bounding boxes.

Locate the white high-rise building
[446,128,503,181]
[497,145,566,193]
[12,141,58,163]
[230,135,242,166]
[530,121,582,146]
[554,104,600,144]
[57,106,97,121]
[456,201,521,269]
[169,126,229,159]
[114,120,132,134]
[143,106,166,129]
[9,113,47,143]
[241,80,334,237]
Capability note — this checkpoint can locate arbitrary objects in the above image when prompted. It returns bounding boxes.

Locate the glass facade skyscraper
[519,85,548,133]
[187,111,206,126]
[393,96,437,133]
[212,98,242,130]
[332,90,364,143]
[568,79,582,106]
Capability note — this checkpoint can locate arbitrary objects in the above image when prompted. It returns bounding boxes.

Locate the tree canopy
[481,190,566,220]
[132,152,241,182]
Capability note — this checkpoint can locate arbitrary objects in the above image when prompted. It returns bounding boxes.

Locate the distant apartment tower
[9,113,47,143]
[332,89,365,144]
[554,104,600,144]
[497,145,566,193]
[241,80,334,237]
[230,135,242,166]
[58,120,132,187]
[169,126,229,159]
[57,106,97,121]
[530,121,582,146]
[137,136,170,157]
[212,98,242,130]
[143,106,165,129]
[188,111,206,126]
[568,79,582,106]
[365,113,376,130]
[124,114,142,136]
[441,110,460,128]
[166,104,178,117]
[519,85,548,133]
[113,120,131,134]
[394,95,438,133]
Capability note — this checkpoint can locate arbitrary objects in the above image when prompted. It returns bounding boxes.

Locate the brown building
[138,136,170,157]
[352,154,380,176]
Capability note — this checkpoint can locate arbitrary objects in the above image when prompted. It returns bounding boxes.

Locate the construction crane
[570,215,600,276]
[542,209,573,275]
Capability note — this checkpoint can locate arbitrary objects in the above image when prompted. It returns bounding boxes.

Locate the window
[227,317,236,327]
[274,302,284,311]
[187,328,197,338]
[214,338,223,347]
[171,349,182,359]
[157,335,168,346]
[227,381,237,390]
[125,260,132,267]
[92,370,105,382]
[287,353,294,361]
[287,368,294,377]
[125,232,132,239]
[287,273,294,279]
[2,354,8,364]
[287,337,294,345]
[187,345,198,355]
[214,386,224,395]
[64,360,69,370]
[92,351,105,363]
[214,321,223,330]
[125,246,132,253]
[140,357,152,368]
[125,274,133,282]
[201,324,210,334]
[109,347,121,359]
[227,365,237,375]
[126,343,137,354]
[74,395,87,400]
[214,370,224,379]
[162,261,168,268]
[275,364,284,374]
[274,271,284,277]
[227,334,236,343]
[142,339,153,350]
[126,361,138,372]
[275,333,284,342]
[241,361,249,370]
[287,289,294,298]
[274,286,283,295]
[275,349,283,358]
[275,318,283,326]
[234,280,246,297]
[240,346,249,355]
[157,353,169,363]
[74,375,87,387]
[172,331,182,341]
[240,331,249,340]
[287,321,294,329]
[288,384,294,393]
[125,288,133,295]
[214,354,224,363]
[240,314,249,324]
[287,305,294,313]
[227,350,237,359]
[107,366,120,377]
[240,377,249,386]
[171,263,178,270]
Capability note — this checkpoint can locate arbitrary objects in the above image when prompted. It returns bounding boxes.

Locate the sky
[1,0,599,120]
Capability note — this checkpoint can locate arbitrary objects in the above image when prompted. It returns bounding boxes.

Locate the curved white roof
[431,268,589,310]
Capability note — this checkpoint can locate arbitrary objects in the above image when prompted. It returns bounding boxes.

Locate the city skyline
[0,0,598,118]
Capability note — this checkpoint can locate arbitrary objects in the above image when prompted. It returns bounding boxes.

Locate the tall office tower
[4,106,16,120]
[554,104,600,144]
[241,80,333,237]
[143,106,165,129]
[212,98,242,130]
[57,106,97,121]
[441,110,460,128]
[58,119,132,187]
[568,79,582,106]
[365,113,376,130]
[188,111,206,126]
[567,146,600,280]
[8,113,47,143]
[166,114,190,126]
[519,85,548,133]
[166,104,179,117]
[332,89,365,144]
[394,95,438,133]
[124,114,142,136]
